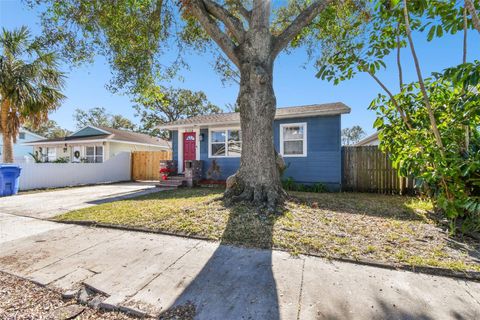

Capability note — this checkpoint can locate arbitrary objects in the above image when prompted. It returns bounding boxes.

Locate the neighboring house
[0,128,45,162]
[159,103,351,190]
[355,131,379,146]
[24,125,170,163]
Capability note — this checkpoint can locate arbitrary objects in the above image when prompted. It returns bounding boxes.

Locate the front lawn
[56,188,480,272]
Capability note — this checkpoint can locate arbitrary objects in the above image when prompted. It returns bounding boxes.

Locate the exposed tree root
[224,174,287,214]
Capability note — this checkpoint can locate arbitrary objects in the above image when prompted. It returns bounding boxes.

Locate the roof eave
[157,107,351,130]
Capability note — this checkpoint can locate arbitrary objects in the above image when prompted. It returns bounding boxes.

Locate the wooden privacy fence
[131,151,172,181]
[342,146,416,194]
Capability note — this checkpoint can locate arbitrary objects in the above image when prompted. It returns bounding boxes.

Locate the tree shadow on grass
[159,200,281,320]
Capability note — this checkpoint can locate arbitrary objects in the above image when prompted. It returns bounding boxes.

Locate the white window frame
[85,145,104,163]
[46,147,57,162]
[208,127,242,158]
[279,122,307,157]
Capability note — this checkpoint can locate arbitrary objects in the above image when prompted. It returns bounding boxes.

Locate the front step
[156,176,187,188]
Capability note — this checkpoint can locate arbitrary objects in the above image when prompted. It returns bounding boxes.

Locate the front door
[183,132,196,165]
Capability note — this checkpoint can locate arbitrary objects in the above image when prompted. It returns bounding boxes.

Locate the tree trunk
[1,100,14,163]
[224,26,286,212]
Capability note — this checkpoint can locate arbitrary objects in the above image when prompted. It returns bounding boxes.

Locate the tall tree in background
[31,0,362,210]
[342,126,366,145]
[74,107,136,130]
[0,27,65,162]
[23,119,71,138]
[134,86,220,138]
[316,0,480,233]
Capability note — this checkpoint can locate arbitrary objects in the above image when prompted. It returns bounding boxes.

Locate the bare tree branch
[465,0,480,33]
[187,0,240,67]
[251,0,271,30]
[202,0,245,43]
[272,0,333,58]
[403,0,445,154]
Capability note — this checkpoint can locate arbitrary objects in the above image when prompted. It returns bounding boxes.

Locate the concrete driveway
[0,213,479,319]
[0,182,164,219]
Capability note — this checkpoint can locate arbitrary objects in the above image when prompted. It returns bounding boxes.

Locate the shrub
[282,177,327,193]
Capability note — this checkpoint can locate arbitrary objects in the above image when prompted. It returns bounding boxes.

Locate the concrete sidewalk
[0,212,479,319]
[0,182,164,219]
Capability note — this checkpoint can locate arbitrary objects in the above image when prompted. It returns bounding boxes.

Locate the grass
[56,188,480,272]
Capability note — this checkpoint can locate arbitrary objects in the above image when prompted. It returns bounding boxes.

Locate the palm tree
[0,26,65,163]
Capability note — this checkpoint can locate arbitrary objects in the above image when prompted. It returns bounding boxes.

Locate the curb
[51,219,480,283]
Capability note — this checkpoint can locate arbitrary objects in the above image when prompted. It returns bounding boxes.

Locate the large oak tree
[31,0,354,210]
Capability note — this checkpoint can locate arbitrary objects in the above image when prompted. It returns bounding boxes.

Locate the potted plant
[160,167,171,181]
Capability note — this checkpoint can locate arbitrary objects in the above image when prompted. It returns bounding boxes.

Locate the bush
[370,62,480,234]
[282,177,327,193]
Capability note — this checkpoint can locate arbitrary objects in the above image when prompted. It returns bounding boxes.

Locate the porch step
[156,176,187,188]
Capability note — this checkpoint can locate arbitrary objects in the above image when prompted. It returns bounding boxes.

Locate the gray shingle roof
[158,102,350,129]
[26,126,170,148]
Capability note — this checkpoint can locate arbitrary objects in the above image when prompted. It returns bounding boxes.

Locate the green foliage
[73,107,136,130]
[370,62,480,233]
[24,120,71,138]
[282,177,327,193]
[342,125,366,145]
[133,85,220,137]
[52,157,70,163]
[0,26,65,161]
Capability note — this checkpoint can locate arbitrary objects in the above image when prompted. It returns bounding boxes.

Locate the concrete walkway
[0,212,479,319]
[0,182,164,219]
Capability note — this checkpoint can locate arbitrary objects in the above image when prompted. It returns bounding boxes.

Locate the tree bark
[402,0,445,155]
[1,100,14,163]
[224,8,286,211]
[465,0,480,34]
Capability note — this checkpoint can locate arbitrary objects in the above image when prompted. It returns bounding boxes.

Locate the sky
[1,0,479,135]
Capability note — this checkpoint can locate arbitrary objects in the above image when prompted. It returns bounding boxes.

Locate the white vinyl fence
[15,152,132,190]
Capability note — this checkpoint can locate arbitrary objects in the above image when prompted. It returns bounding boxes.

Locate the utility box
[0,165,22,196]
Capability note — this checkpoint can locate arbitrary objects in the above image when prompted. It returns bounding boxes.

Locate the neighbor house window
[86,146,103,163]
[209,129,242,157]
[19,132,25,140]
[280,123,307,157]
[46,147,57,162]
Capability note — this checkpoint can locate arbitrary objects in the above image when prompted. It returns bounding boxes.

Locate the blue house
[159,103,350,190]
[0,128,45,162]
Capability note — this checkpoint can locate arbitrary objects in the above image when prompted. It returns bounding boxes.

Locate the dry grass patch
[56,188,480,272]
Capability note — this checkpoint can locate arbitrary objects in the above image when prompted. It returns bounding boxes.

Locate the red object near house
[183,132,196,166]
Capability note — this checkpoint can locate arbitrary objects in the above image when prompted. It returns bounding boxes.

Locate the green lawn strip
[55,188,480,272]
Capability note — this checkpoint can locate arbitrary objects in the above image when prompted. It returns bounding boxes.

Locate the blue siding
[171,115,342,190]
[274,116,341,190]
[200,129,240,179]
[0,130,41,161]
[71,126,107,137]
[171,130,178,161]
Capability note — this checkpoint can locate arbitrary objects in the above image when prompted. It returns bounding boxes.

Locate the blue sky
[1,1,478,135]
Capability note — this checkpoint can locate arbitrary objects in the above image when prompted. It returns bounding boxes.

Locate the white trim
[70,125,111,137]
[19,128,45,140]
[279,122,308,157]
[208,127,242,158]
[178,130,184,173]
[158,105,351,130]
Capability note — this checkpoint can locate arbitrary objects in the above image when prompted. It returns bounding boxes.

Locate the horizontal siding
[71,127,106,137]
[171,130,178,161]
[172,116,342,190]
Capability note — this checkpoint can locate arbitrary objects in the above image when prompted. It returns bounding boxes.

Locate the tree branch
[465,0,480,34]
[202,0,245,43]
[187,0,240,67]
[272,0,333,58]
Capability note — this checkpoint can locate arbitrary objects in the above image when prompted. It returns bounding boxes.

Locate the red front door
[183,132,196,164]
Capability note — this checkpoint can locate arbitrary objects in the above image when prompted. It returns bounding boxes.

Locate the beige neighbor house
[24,125,170,163]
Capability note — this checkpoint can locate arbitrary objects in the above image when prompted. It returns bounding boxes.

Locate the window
[280,123,307,157]
[209,129,242,157]
[86,145,103,163]
[19,132,25,140]
[46,147,57,162]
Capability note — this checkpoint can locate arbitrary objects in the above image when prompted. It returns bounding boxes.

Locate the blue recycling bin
[0,164,22,196]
